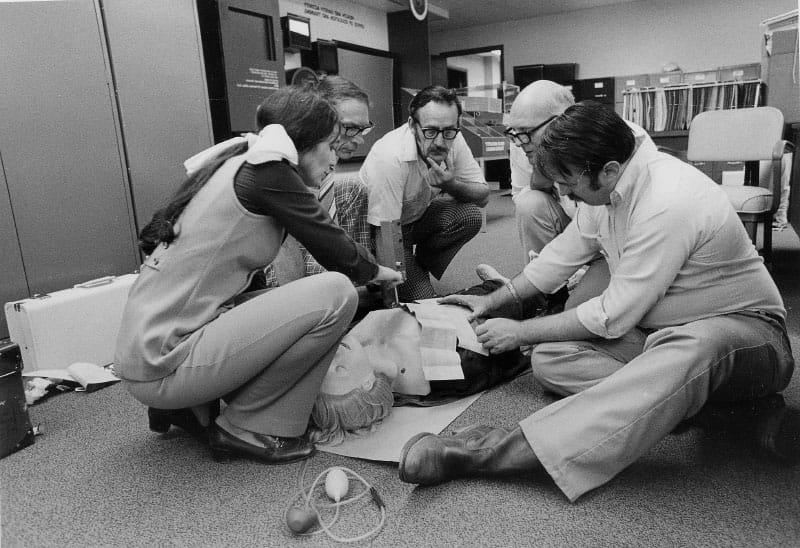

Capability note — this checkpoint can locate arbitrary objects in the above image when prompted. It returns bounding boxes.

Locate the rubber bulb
[286,506,317,534]
[325,467,349,502]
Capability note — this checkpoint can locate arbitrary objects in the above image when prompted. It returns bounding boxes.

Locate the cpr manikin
[309,308,437,444]
[309,306,527,445]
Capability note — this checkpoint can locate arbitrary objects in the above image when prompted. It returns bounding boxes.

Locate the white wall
[430,0,796,81]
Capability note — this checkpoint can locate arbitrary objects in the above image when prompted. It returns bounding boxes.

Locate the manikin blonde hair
[308,373,394,446]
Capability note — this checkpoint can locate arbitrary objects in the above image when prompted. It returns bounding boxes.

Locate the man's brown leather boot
[399,426,539,485]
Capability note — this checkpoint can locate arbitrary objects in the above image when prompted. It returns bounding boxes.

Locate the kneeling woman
[114,87,401,464]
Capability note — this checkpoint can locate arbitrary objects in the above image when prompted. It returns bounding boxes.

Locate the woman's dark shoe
[208,424,315,464]
[148,400,220,436]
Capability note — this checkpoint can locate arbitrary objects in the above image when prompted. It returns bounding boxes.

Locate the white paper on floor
[316,393,482,462]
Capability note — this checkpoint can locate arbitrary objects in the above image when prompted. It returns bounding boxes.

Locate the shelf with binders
[621,79,764,136]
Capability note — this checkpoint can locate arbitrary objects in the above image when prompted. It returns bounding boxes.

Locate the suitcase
[4,274,137,372]
[0,341,34,458]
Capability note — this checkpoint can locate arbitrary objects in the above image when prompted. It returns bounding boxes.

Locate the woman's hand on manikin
[371,265,404,286]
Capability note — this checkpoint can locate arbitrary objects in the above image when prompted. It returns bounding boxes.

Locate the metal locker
[0,0,140,303]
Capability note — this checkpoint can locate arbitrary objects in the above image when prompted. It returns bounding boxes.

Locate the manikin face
[410,101,460,165]
[297,130,338,188]
[333,98,371,161]
[321,334,399,396]
[322,334,375,396]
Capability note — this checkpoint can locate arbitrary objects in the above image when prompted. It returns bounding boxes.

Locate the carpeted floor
[2,192,799,547]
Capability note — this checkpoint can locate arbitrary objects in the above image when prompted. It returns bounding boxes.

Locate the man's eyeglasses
[417,126,460,140]
[504,115,558,146]
[341,121,374,137]
[553,168,589,189]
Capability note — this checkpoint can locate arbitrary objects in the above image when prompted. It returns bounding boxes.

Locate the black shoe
[148,400,220,436]
[685,394,800,464]
[208,424,315,464]
[755,399,800,465]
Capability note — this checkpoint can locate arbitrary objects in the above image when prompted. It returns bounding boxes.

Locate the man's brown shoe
[399,432,463,485]
[399,426,537,485]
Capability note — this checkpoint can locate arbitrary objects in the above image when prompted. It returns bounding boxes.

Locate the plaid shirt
[264,177,372,285]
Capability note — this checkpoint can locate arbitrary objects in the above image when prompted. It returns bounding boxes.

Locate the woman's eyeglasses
[341,121,375,137]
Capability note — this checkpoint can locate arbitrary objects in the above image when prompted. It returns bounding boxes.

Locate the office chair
[686,106,789,267]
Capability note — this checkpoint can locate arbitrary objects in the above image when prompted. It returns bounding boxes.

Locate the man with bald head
[481,82,656,310]
[505,80,577,261]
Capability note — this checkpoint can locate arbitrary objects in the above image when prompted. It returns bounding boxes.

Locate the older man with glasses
[503,81,577,265]
[360,85,490,301]
[263,76,378,288]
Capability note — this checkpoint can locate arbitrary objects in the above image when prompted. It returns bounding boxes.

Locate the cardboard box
[683,70,719,84]
[717,63,760,82]
[461,96,503,114]
[713,161,745,185]
[650,72,684,87]
[614,74,650,103]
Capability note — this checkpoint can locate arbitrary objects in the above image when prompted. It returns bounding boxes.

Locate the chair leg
[762,217,773,269]
[743,221,758,250]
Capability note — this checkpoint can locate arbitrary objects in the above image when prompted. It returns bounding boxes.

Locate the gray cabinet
[102,0,215,227]
[0,1,140,325]
[0,0,214,340]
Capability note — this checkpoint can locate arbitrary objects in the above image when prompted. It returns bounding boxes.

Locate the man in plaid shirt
[265,76,375,285]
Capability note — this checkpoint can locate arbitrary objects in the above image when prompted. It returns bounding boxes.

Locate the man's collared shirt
[523,124,785,338]
[360,123,486,226]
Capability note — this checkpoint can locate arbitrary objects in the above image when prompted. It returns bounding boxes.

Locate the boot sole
[398,432,436,483]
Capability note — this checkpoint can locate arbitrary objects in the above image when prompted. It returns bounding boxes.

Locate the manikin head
[309,334,399,445]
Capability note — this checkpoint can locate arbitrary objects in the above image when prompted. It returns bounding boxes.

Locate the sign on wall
[281,0,388,51]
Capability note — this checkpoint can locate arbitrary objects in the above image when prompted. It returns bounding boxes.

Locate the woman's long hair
[139,86,338,255]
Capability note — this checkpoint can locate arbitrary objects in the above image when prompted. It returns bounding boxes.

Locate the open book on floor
[22,362,120,393]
